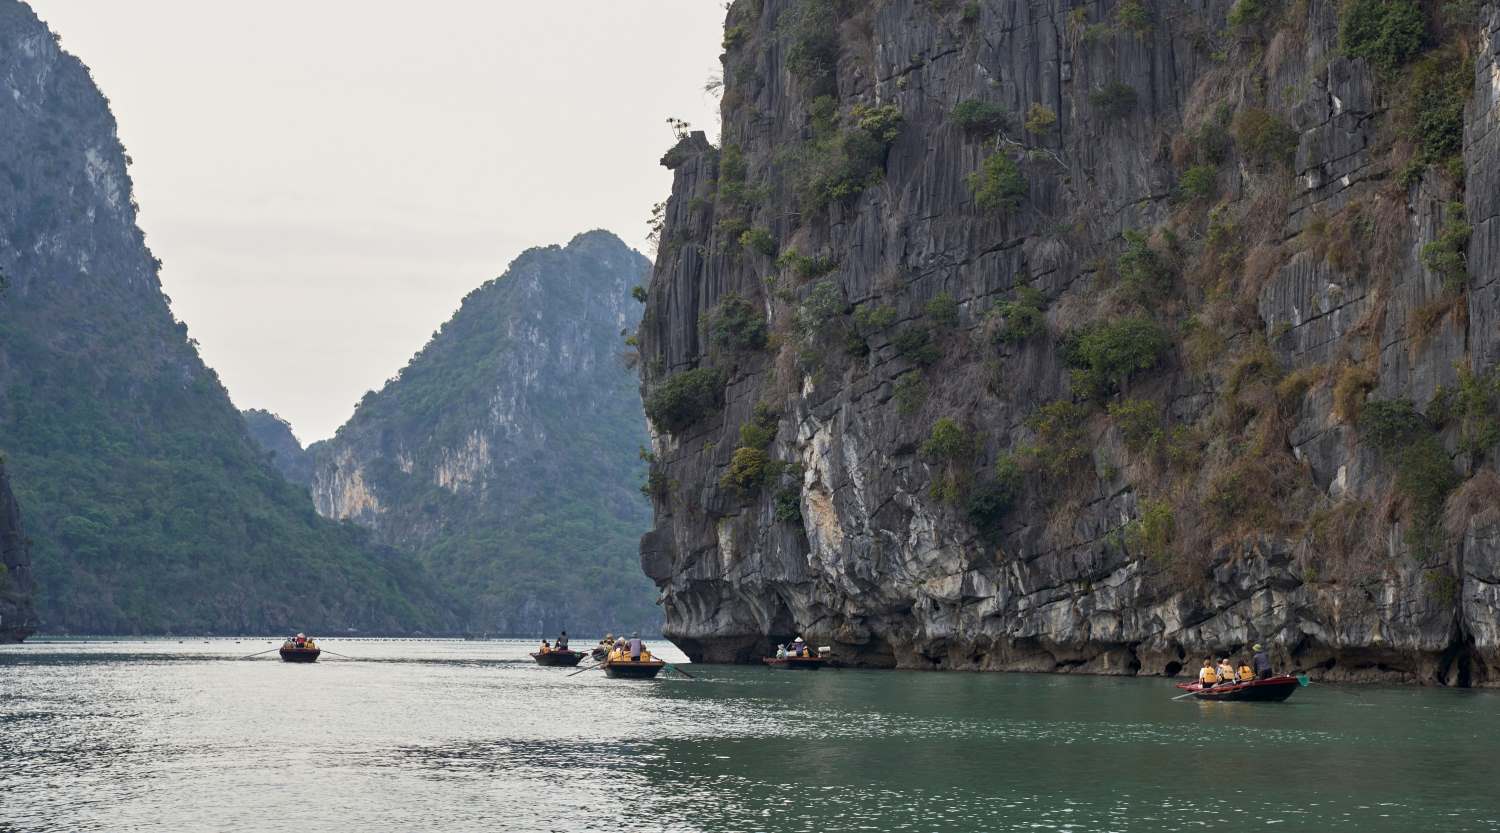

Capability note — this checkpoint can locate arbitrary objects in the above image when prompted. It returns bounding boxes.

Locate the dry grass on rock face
[1445,469,1500,536]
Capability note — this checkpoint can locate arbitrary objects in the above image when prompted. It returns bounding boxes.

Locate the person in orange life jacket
[1216,657,1235,684]
[1198,659,1220,687]
[1236,659,1255,682]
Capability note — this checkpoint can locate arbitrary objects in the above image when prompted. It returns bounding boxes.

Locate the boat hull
[591,647,608,662]
[1176,675,1301,702]
[602,659,665,679]
[763,657,824,670]
[531,650,585,667]
[279,648,320,663]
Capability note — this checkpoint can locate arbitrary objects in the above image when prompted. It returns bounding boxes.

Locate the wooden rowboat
[762,655,825,670]
[601,657,665,679]
[531,649,585,667]
[279,645,320,663]
[1175,675,1304,702]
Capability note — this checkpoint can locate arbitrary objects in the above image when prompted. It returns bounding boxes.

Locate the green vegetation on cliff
[308,232,658,635]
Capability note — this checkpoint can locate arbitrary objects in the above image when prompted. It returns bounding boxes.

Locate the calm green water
[2,639,1497,832]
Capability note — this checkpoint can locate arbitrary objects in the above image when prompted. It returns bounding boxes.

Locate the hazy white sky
[29,1,724,442]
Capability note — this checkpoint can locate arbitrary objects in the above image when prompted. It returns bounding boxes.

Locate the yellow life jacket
[641,650,652,661]
[1238,665,1254,681]
[1201,667,1219,684]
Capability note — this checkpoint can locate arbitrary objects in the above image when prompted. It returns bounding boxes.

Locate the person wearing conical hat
[792,635,807,657]
[1251,643,1273,679]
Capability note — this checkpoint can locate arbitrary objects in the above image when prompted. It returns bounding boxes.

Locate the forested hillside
[306,231,659,635]
[0,1,458,634]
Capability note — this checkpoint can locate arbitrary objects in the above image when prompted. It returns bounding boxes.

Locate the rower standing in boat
[1252,643,1273,679]
[556,631,569,651]
[791,636,808,657]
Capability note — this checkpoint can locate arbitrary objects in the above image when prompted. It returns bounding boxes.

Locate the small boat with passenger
[764,636,824,669]
[763,655,824,669]
[602,656,666,679]
[532,648,585,667]
[1174,675,1304,702]
[278,633,320,663]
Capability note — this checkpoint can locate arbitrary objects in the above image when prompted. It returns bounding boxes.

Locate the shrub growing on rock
[967,453,1023,542]
[1421,202,1471,292]
[925,292,959,328]
[1233,108,1298,167]
[1026,400,1090,477]
[1023,103,1057,134]
[1089,82,1139,120]
[967,153,1026,213]
[987,286,1047,344]
[1062,317,1172,398]
[644,367,724,434]
[1174,164,1217,202]
[951,99,1010,134]
[704,294,767,353]
[721,446,774,493]
[1340,0,1425,73]
[1117,229,1172,304]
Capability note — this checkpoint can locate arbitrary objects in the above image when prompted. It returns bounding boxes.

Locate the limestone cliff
[638,0,1500,684]
[0,459,36,642]
[307,231,658,635]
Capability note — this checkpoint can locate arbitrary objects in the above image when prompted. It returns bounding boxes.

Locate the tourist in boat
[776,643,787,659]
[1216,657,1235,684]
[628,632,644,661]
[556,631,569,651]
[1252,644,1273,679]
[539,639,551,654]
[1237,658,1255,682]
[1198,659,1219,688]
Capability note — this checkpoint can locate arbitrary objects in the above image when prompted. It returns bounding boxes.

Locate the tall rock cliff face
[308,231,658,635]
[638,0,1500,684]
[0,1,457,635]
[0,459,37,642]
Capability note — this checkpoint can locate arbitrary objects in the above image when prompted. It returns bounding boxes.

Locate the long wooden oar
[239,647,281,660]
[662,663,696,680]
[567,662,602,678]
[320,649,357,659]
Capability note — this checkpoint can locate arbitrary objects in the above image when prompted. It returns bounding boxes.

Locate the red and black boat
[762,655,825,670]
[1175,674,1305,702]
[531,649,585,667]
